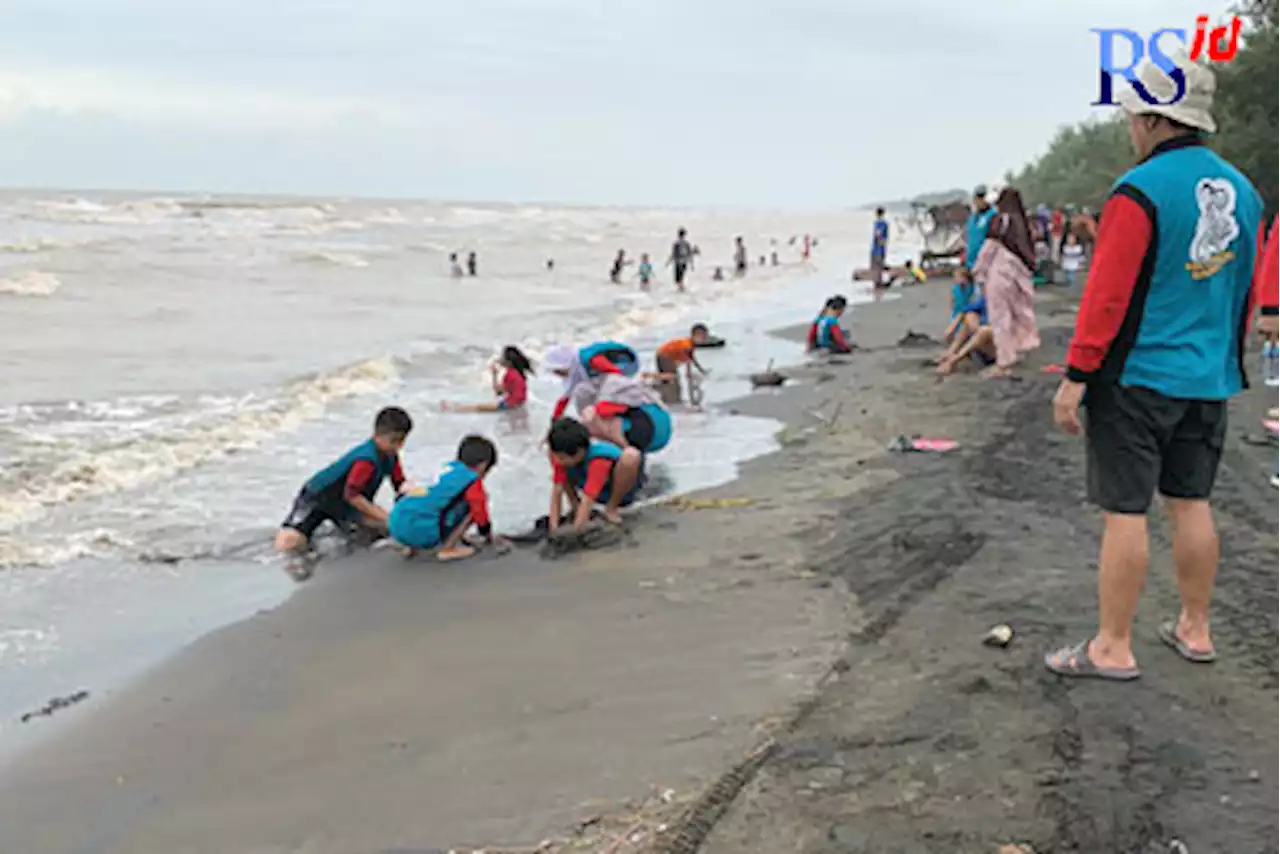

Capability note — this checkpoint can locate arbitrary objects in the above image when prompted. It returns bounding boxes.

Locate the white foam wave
[0,528,135,570]
[300,251,370,268]
[0,358,398,533]
[1,237,65,253]
[0,271,61,296]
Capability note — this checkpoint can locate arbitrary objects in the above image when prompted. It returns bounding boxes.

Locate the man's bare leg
[602,448,642,524]
[1165,497,1218,655]
[1090,512,1150,670]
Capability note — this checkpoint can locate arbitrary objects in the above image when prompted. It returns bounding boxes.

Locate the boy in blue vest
[275,406,413,574]
[546,418,644,532]
[388,435,502,561]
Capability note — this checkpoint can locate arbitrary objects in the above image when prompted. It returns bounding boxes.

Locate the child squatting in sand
[546,417,645,533]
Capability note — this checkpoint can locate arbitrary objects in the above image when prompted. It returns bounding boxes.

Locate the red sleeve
[587,354,622,374]
[1066,191,1153,382]
[552,396,569,420]
[343,459,377,503]
[1254,215,1278,315]
[389,457,405,490]
[830,324,850,351]
[594,401,629,418]
[806,322,817,349]
[464,480,490,528]
[582,458,613,500]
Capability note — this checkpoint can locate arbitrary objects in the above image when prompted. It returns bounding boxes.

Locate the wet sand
[2,283,1276,853]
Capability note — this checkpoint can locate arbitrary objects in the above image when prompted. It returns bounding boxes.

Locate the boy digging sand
[276,406,413,580]
[388,435,504,561]
[547,418,645,532]
[653,323,711,405]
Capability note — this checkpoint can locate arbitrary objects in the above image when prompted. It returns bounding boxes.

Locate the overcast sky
[0,0,1236,206]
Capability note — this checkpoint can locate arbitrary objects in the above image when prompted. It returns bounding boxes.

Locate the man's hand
[1052,379,1086,435]
[1257,314,1278,344]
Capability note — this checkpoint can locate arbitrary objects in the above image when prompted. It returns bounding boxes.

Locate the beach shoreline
[1,279,1275,853]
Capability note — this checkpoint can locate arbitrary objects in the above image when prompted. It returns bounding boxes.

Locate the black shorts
[281,490,341,539]
[674,263,688,285]
[1084,383,1227,515]
[623,406,655,450]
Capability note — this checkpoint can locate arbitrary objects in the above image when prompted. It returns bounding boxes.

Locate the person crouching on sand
[388,435,505,561]
[547,418,645,531]
[440,346,534,413]
[806,296,853,354]
[276,406,414,579]
[652,323,711,405]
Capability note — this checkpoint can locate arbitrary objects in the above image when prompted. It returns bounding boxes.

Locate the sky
[0,0,1237,207]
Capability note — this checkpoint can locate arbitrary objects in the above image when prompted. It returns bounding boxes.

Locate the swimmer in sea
[610,249,628,284]
[668,228,693,292]
[733,236,748,277]
[440,346,534,413]
[466,251,478,277]
[637,253,655,290]
[449,253,464,278]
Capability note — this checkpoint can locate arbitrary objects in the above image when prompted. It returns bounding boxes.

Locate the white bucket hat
[1118,48,1217,134]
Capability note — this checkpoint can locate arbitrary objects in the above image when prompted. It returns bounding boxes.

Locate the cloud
[0,0,1241,205]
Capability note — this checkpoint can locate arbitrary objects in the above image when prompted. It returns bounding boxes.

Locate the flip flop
[1158,620,1217,663]
[1044,639,1141,681]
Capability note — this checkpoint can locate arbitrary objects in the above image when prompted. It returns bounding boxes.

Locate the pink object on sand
[1042,364,1066,375]
[1264,419,1279,435]
[912,438,959,452]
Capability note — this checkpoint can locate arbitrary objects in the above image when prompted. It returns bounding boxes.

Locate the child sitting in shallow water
[440,346,534,413]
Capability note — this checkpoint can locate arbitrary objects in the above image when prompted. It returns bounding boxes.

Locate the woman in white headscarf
[543,344,672,454]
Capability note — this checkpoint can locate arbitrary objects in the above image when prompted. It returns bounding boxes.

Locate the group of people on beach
[274,324,718,579]
[609,231,817,290]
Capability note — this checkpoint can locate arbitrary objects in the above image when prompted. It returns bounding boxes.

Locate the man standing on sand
[669,228,693,292]
[963,186,996,271]
[1045,53,1264,681]
[870,207,889,280]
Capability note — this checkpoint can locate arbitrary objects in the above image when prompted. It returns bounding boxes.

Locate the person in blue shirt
[870,207,889,276]
[389,434,503,561]
[1046,53,1264,682]
[964,186,997,270]
[276,406,413,579]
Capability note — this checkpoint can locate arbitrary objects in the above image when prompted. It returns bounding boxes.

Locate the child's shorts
[282,490,346,539]
[623,404,672,453]
[597,456,647,507]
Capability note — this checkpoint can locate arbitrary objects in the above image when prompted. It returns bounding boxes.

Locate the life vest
[814,315,838,349]
[388,460,479,547]
[563,441,624,504]
[580,341,640,378]
[303,439,394,516]
[1103,137,1263,399]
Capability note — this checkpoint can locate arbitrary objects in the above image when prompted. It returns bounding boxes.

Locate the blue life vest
[580,341,640,378]
[303,439,394,517]
[388,460,479,548]
[563,440,628,505]
[1106,138,1263,400]
[965,208,996,269]
[814,315,838,349]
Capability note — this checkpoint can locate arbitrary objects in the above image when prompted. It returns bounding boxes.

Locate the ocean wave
[0,357,399,534]
[0,271,61,296]
[299,251,370,268]
[1,237,65,254]
[0,528,135,570]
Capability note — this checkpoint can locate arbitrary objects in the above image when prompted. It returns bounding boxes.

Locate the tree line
[1005,0,1278,218]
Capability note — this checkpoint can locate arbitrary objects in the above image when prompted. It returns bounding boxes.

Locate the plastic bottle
[1264,341,1280,388]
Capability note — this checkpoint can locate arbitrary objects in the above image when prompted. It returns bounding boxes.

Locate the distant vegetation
[863,188,967,212]
[1005,0,1277,216]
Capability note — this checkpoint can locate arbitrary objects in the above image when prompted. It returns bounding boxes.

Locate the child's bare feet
[603,508,624,525]
[437,545,476,562]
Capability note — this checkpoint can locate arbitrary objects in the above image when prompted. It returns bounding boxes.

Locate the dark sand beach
[1,283,1276,853]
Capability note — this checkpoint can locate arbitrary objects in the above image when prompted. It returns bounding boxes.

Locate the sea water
[0,191,913,750]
